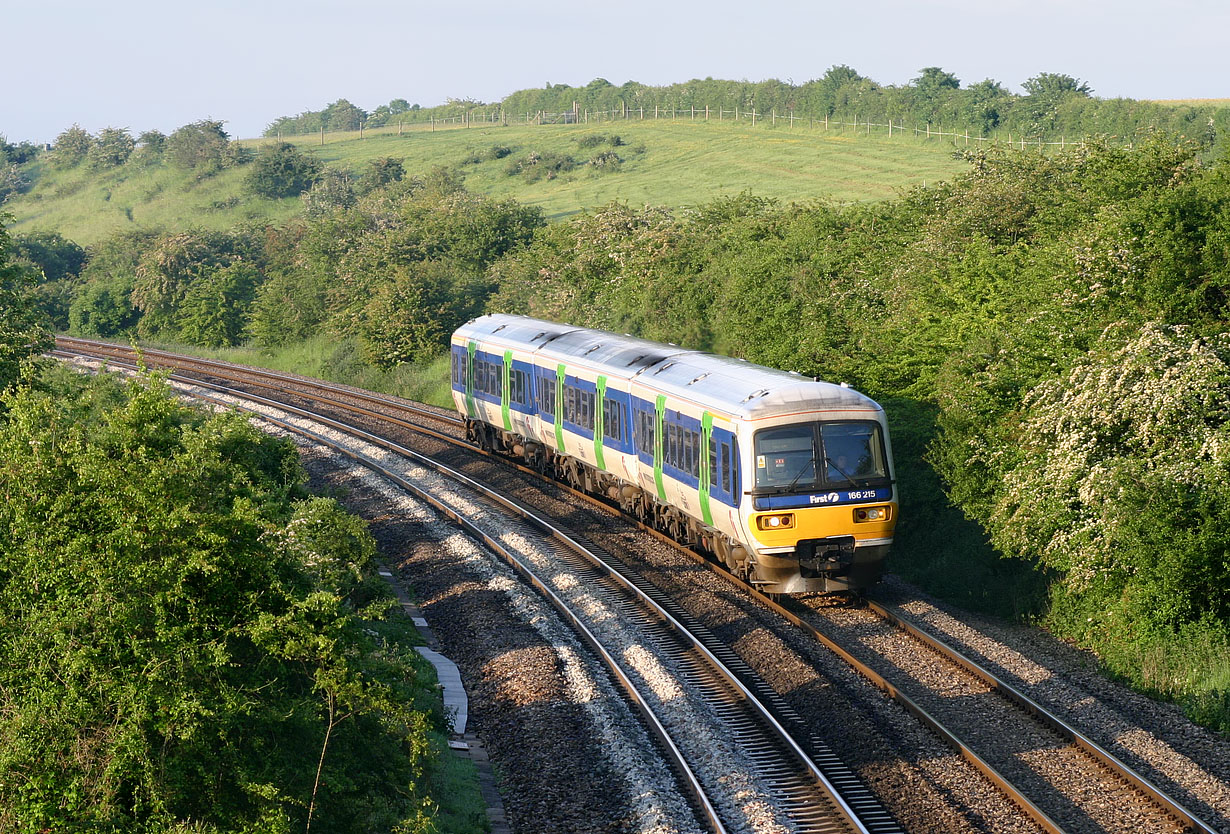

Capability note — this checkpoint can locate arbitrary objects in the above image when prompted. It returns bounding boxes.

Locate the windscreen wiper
[824,455,872,488]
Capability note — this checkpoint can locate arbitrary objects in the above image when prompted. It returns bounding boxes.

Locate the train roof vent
[583,343,603,355]
[493,324,507,333]
[530,331,546,341]
[625,354,645,366]
[741,388,770,403]
[653,361,677,375]
[687,372,710,385]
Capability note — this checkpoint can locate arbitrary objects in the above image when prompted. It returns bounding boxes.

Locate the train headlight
[854,506,890,523]
[756,513,795,530]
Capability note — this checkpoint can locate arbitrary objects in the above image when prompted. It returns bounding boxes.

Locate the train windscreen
[754,421,887,490]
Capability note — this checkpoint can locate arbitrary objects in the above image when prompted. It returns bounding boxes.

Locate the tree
[364,156,405,191]
[131,129,166,166]
[912,66,960,95]
[50,124,93,168]
[165,119,237,171]
[176,260,261,347]
[322,99,366,132]
[129,230,259,338]
[301,168,357,218]
[246,142,324,199]
[86,126,134,169]
[358,260,484,365]
[1022,72,1093,98]
[0,212,53,390]
[11,231,86,284]
[0,370,443,832]
[0,162,29,204]
[69,276,141,336]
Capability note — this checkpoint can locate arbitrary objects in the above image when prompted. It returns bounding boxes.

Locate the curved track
[56,342,896,834]
[54,339,1222,834]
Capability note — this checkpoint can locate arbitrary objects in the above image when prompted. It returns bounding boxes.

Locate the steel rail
[54,336,462,428]
[67,352,881,834]
[57,343,1218,833]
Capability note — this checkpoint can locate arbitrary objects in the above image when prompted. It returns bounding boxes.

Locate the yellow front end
[750,502,897,549]
[745,500,897,593]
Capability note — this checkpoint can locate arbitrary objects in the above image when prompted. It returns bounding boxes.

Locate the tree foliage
[86,127,135,170]
[165,119,242,173]
[246,142,324,199]
[0,369,444,832]
[50,124,93,168]
[0,213,53,390]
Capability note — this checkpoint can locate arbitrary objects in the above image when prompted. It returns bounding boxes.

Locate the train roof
[454,314,882,421]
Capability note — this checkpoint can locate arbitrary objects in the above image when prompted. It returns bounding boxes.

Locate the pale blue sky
[3,0,1226,143]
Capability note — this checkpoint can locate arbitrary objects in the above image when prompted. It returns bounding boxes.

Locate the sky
[3,0,1228,144]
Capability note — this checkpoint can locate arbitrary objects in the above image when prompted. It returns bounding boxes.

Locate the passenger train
[450,314,897,594]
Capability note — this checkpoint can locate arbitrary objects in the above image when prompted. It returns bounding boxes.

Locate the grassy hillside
[6,120,969,245]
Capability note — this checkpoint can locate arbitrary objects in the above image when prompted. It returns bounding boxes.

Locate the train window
[539,377,555,416]
[820,423,888,483]
[708,437,717,485]
[687,430,699,478]
[509,369,527,406]
[635,408,654,453]
[580,390,595,431]
[754,424,817,489]
[603,398,625,443]
[721,442,732,494]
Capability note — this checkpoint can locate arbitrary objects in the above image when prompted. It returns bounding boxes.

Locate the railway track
[54,339,1227,834]
[56,342,897,834]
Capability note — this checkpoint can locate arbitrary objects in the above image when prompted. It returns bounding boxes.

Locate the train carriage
[451,314,897,594]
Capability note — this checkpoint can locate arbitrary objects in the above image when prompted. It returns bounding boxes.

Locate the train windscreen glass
[755,422,887,490]
[755,425,817,488]
[819,423,887,483]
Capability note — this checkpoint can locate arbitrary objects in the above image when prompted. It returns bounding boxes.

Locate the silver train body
[451,314,898,594]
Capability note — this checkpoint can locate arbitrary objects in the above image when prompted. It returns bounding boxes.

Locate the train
[450,314,897,594]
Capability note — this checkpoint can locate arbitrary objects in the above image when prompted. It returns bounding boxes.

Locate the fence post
[706,105,710,120]
[772,111,776,127]
[320,125,324,146]
[825,114,828,131]
[752,110,757,126]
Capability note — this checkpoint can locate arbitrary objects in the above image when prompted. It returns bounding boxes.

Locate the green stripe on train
[594,375,606,470]
[555,364,566,452]
[700,411,713,526]
[654,395,666,502]
[502,350,512,431]
[465,341,477,418]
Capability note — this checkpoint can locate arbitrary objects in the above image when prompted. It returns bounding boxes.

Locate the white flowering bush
[987,323,1230,641]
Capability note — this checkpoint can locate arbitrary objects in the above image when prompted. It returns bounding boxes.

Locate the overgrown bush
[247,142,324,199]
[0,369,445,832]
[504,149,576,182]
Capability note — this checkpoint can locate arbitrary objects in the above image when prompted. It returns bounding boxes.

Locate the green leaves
[0,371,441,832]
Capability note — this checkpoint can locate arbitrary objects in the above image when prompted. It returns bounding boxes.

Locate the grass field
[7,119,971,245]
[1151,98,1230,108]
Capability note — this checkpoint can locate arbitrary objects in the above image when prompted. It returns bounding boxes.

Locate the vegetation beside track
[6,117,1230,743]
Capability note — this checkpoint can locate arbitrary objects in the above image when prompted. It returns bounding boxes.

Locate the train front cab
[741,415,896,594]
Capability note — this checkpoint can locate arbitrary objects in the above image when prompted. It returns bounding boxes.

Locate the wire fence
[265,105,1085,151]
